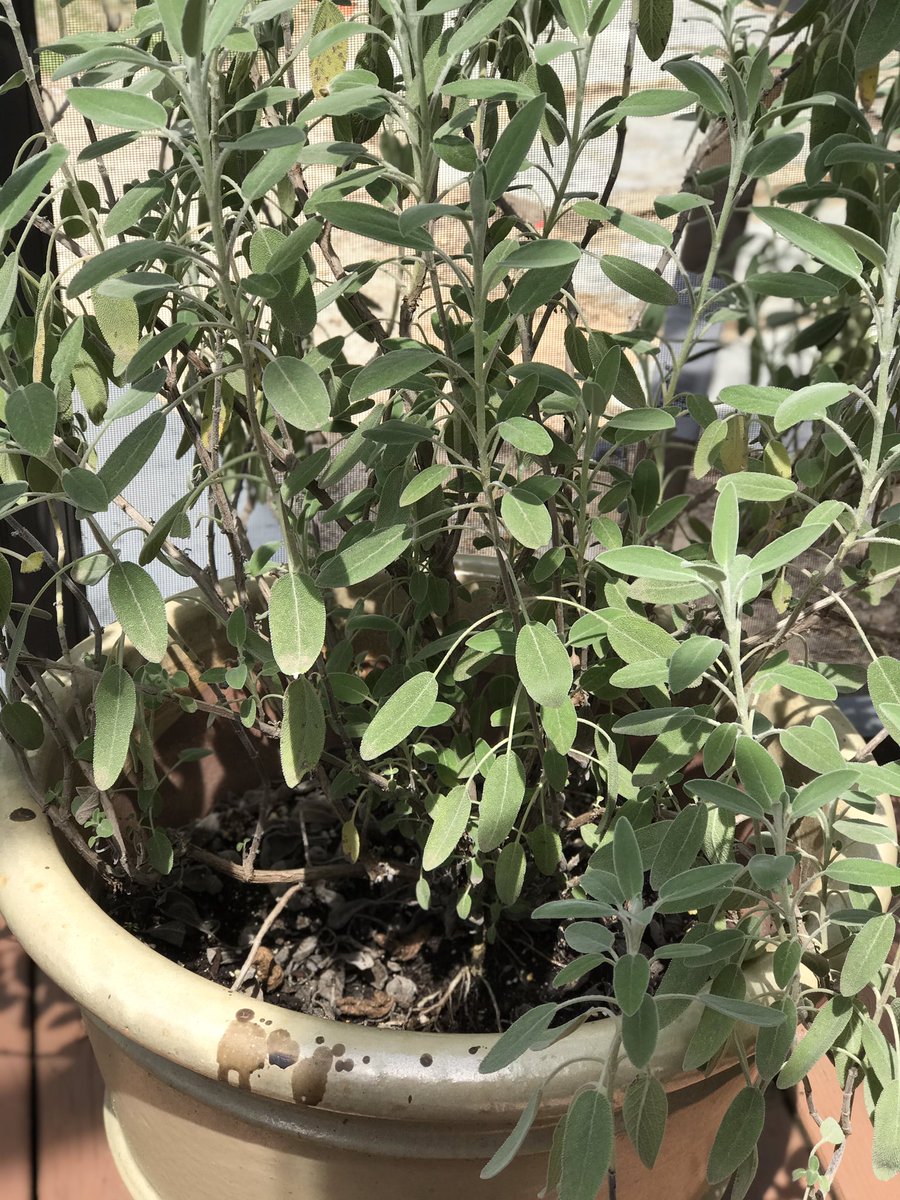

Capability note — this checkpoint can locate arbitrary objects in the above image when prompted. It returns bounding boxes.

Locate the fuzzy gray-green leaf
[614,953,650,1017]
[777,997,854,1088]
[262,357,331,430]
[481,1088,542,1180]
[873,1080,900,1182]
[317,524,410,588]
[735,735,784,811]
[361,672,438,761]
[478,1002,557,1074]
[515,623,572,709]
[622,1074,667,1168]
[839,913,895,996]
[501,486,552,548]
[707,1087,765,1184]
[0,701,44,751]
[69,87,167,131]
[752,208,862,277]
[6,384,57,457]
[93,664,136,791]
[477,751,525,852]
[868,656,900,744]
[108,562,168,662]
[280,676,325,787]
[600,254,678,306]
[349,348,438,403]
[0,145,68,234]
[559,1089,613,1200]
[650,805,707,890]
[268,571,325,677]
[423,783,472,871]
[622,995,659,1070]
[755,996,797,1081]
[613,816,644,901]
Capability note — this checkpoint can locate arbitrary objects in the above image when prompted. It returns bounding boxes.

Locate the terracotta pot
[0,593,894,1200]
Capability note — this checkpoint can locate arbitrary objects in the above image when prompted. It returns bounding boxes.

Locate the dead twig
[852,726,891,762]
[230,878,305,992]
[189,844,415,885]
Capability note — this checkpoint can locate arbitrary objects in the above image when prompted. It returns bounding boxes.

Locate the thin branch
[230,878,304,991]
[189,844,415,885]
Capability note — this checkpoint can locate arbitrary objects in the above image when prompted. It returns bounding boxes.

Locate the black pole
[1,0,87,657]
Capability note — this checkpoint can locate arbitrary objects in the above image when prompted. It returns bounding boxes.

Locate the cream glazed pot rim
[0,590,893,1126]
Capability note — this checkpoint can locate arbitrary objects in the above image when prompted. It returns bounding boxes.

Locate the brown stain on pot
[9,808,36,821]
[216,1009,267,1090]
[291,1044,336,1106]
[267,1028,299,1070]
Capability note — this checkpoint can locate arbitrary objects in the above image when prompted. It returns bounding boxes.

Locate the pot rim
[0,591,894,1125]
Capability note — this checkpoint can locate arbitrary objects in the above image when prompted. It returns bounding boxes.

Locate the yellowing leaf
[309,1,347,98]
[858,65,879,111]
[21,550,44,574]
[720,413,748,474]
[764,439,792,479]
[93,290,139,366]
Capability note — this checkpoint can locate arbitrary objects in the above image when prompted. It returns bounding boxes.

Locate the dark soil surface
[99,783,689,1034]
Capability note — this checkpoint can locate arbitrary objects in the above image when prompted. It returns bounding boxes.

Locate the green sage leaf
[755,996,797,1080]
[98,411,166,498]
[599,254,678,306]
[839,913,894,996]
[423,783,473,870]
[752,207,862,277]
[268,571,325,677]
[622,995,659,1071]
[69,88,167,131]
[93,663,136,791]
[108,562,168,662]
[479,1002,557,1074]
[636,0,673,61]
[0,145,68,235]
[480,1088,543,1180]
[650,806,707,890]
[614,953,651,1017]
[0,701,44,751]
[6,384,57,457]
[478,751,526,852]
[360,671,438,761]
[318,524,410,588]
[280,676,325,786]
[515,622,573,709]
[622,1074,667,1168]
[349,348,439,403]
[825,859,900,888]
[559,1089,613,1200]
[735,735,784,810]
[777,998,854,1088]
[707,1087,765,1185]
[872,1079,900,1181]
[868,656,900,744]
[262,357,331,431]
[485,93,546,199]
